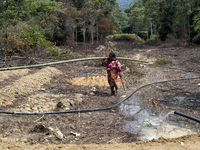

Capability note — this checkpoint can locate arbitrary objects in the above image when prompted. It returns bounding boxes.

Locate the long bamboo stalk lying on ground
[0,57,148,71]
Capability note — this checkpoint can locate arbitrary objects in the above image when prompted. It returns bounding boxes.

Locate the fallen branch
[34,115,44,123]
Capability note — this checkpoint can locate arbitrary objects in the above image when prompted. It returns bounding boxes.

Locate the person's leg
[110,70,118,94]
[107,71,113,95]
[115,86,118,93]
[111,87,115,95]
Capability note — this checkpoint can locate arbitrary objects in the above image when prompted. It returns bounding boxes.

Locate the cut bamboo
[0,57,148,71]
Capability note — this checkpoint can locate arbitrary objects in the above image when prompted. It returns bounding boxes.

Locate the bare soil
[0,40,200,149]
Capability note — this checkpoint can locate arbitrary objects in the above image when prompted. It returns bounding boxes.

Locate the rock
[48,127,63,140]
[56,99,71,110]
[70,125,76,130]
[55,128,63,140]
[57,93,83,109]
[75,138,79,141]
[43,139,49,144]
[125,67,130,72]
[91,87,96,92]
[90,92,95,96]
[48,127,54,132]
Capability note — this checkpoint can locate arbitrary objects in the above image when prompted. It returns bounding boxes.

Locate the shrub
[47,46,62,56]
[18,25,52,49]
[0,31,27,57]
[47,46,75,58]
[106,34,144,42]
[153,56,171,66]
[0,24,76,58]
[145,35,160,44]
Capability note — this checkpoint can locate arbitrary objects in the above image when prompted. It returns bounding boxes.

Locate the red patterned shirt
[105,59,121,72]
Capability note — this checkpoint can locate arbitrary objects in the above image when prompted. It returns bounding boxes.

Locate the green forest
[0,0,200,57]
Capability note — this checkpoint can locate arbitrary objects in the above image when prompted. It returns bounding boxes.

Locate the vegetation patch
[152,56,172,66]
[145,35,161,44]
[106,34,144,42]
[47,46,75,58]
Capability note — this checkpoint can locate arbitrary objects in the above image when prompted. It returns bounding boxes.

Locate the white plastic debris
[121,95,126,98]
[179,141,184,146]
[70,131,81,137]
[40,88,46,91]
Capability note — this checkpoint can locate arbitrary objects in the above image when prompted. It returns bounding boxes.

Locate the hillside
[117,0,137,11]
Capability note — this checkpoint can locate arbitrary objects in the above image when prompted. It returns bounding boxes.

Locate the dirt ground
[0,40,200,149]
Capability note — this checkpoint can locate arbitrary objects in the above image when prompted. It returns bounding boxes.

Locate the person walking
[105,52,122,96]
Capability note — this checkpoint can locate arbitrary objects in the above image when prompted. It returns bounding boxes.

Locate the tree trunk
[151,22,153,38]
[72,27,75,42]
[97,24,99,42]
[91,20,95,45]
[76,27,77,42]
[83,21,85,43]
[188,15,190,42]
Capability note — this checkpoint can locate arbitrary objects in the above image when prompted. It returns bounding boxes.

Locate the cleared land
[0,41,200,149]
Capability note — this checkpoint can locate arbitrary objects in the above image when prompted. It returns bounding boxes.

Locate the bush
[153,56,171,66]
[47,46,75,58]
[5,33,26,54]
[18,25,52,49]
[145,35,160,44]
[0,24,76,58]
[106,34,144,42]
[47,46,62,56]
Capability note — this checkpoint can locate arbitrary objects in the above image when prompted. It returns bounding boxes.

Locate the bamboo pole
[0,57,148,71]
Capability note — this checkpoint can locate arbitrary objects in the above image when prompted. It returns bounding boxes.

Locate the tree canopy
[1,0,200,57]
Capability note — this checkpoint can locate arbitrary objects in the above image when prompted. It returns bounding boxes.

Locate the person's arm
[102,55,107,66]
[104,58,108,66]
[116,60,122,78]
[105,59,111,69]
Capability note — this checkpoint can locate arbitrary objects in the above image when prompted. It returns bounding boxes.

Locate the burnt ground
[0,40,200,146]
